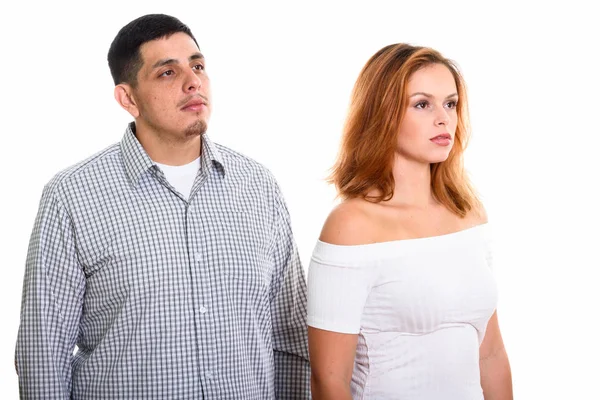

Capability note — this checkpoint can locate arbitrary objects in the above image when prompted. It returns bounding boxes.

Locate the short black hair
[107,14,199,86]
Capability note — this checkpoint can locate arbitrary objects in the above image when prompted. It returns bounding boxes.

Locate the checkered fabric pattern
[16,123,310,399]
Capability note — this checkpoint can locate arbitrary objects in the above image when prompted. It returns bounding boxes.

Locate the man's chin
[184,120,208,137]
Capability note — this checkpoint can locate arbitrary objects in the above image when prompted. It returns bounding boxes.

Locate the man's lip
[181,100,207,109]
[431,133,451,140]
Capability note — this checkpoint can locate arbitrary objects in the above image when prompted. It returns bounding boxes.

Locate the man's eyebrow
[151,53,204,70]
[152,58,178,69]
[409,92,458,99]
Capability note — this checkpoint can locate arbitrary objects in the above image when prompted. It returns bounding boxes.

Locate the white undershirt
[155,157,200,200]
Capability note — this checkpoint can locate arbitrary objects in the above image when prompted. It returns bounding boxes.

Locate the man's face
[126,32,211,141]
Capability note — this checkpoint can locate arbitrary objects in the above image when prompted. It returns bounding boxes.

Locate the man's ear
[114,84,140,118]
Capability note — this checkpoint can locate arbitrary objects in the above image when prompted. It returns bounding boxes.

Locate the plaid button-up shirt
[16,123,310,399]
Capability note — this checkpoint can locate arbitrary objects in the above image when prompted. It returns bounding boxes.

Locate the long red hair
[330,43,480,217]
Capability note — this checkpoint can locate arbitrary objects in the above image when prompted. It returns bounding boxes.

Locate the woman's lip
[430,137,451,146]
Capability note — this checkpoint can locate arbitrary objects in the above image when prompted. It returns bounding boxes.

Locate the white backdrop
[1,1,598,398]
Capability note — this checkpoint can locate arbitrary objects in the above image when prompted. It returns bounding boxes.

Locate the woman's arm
[480,311,513,400]
[308,327,357,399]
[308,200,375,399]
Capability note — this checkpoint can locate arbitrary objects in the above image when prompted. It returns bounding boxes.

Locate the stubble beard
[184,119,208,138]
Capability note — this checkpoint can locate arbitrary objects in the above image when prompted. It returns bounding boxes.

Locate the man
[16,14,310,399]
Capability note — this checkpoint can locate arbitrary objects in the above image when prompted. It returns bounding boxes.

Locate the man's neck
[134,124,202,166]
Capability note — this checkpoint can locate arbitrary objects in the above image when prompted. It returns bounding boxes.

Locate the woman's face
[396,63,459,164]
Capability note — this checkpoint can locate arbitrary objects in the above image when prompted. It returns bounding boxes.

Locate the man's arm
[269,182,311,399]
[16,185,86,399]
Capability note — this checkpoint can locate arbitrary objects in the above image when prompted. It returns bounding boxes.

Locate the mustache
[177,94,209,108]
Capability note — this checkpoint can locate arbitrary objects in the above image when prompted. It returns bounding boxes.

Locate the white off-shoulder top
[307,224,498,400]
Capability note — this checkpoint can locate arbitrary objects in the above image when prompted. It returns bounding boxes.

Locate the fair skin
[114,32,211,165]
[309,64,512,399]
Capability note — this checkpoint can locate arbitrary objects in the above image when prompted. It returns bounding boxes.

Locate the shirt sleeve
[269,182,311,399]
[307,242,375,334]
[15,184,86,399]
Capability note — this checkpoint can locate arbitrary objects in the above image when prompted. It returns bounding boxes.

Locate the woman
[307,44,513,399]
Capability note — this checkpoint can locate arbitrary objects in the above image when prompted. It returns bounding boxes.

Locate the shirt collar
[201,133,226,178]
[120,122,226,186]
[120,123,154,186]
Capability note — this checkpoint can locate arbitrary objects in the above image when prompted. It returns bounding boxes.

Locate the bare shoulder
[319,198,377,246]
[466,202,489,226]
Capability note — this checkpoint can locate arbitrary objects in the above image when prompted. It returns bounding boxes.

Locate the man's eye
[160,70,174,77]
[193,64,205,71]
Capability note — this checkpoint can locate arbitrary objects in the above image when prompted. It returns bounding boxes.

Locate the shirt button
[194,252,202,262]
[205,370,214,380]
[198,306,207,314]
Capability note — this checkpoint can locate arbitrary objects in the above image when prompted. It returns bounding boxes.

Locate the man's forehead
[140,33,201,62]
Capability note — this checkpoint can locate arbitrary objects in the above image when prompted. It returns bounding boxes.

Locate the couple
[15,14,512,400]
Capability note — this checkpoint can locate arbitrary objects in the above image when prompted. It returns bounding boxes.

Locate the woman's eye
[415,101,428,109]
[446,100,457,109]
